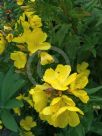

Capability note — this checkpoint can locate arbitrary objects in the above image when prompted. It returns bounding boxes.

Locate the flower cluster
[29,62,90,128]
[8,9,54,69]
[0,0,91,133]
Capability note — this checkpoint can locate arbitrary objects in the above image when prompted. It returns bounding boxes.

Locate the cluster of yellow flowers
[0,1,91,131]
[29,62,90,128]
[8,9,54,69]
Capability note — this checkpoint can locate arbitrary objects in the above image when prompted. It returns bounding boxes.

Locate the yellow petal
[0,36,6,54]
[0,43,5,54]
[66,106,84,115]
[23,96,34,107]
[31,28,47,43]
[10,51,27,69]
[6,34,13,42]
[28,42,51,54]
[50,97,61,106]
[72,90,89,103]
[40,106,54,126]
[17,0,24,5]
[55,64,71,81]
[62,95,75,106]
[12,35,25,43]
[13,108,21,116]
[81,70,90,77]
[29,15,42,28]
[76,74,88,89]
[52,106,81,127]
[29,83,50,95]
[65,73,77,85]
[43,67,68,91]
[24,131,34,136]
[30,0,35,2]
[22,21,31,33]
[32,90,48,112]
[68,111,80,127]
[40,51,54,65]
[77,62,89,73]
[77,62,90,77]
[52,107,69,128]
[70,74,88,90]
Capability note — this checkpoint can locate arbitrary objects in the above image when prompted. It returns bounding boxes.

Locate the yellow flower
[40,95,84,128]
[6,33,13,42]
[77,62,90,77]
[39,52,54,65]
[4,25,12,31]
[23,96,34,107]
[16,94,33,107]
[24,131,35,136]
[10,51,27,69]
[52,106,83,128]
[0,33,6,54]
[43,64,77,91]
[13,108,21,116]
[30,0,35,2]
[18,13,26,22]
[29,83,50,112]
[16,94,24,100]
[29,15,42,28]
[25,11,34,16]
[20,116,36,131]
[69,73,89,103]
[17,0,24,5]
[27,28,51,54]
[20,131,35,136]
[0,120,3,129]
[13,26,51,54]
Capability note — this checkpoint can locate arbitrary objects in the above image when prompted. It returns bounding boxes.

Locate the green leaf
[82,107,93,133]
[64,35,80,64]
[90,96,102,102]
[90,122,102,136]
[0,69,25,103]
[55,24,70,47]
[56,124,85,136]
[86,86,102,94]
[69,124,85,136]
[60,0,73,12]
[0,72,4,89]
[5,99,24,109]
[1,110,19,132]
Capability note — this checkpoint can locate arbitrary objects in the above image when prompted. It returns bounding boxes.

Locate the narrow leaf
[86,86,102,94]
[5,99,24,109]
[1,110,19,132]
[1,69,25,103]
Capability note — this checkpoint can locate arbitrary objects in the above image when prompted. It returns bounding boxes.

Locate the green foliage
[1,110,18,132]
[86,86,102,95]
[0,69,25,132]
[0,69,25,103]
